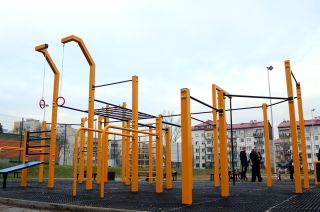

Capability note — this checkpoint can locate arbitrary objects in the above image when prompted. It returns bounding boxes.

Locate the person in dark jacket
[240,147,249,181]
[249,146,262,182]
[318,148,320,161]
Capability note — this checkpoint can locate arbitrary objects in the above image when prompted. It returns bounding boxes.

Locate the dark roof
[278,119,320,128]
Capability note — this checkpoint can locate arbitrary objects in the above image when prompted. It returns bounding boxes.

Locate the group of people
[240,146,262,182]
[240,146,320,182]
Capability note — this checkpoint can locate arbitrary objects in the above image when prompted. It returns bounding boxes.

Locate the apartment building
[278,118,320,170]
[192,120,273,169]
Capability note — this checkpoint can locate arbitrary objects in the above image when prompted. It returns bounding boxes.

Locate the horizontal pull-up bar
[226,105,261,111]
[190,96,218,111]
[59,105,88,113]
[191,117,214,126]
[94,79,132,88]
[162,121,181,128]
[225,94,288,100]
[162,110,213,118]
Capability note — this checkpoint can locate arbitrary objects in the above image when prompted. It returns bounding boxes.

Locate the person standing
[250,146,262,182]
[240,146,248,181]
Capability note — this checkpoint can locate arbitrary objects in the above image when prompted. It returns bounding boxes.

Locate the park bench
[0,161,44,189]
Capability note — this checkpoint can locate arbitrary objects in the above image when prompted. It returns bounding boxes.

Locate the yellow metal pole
[35,44,60,189]
[180,88,192,205]
[105,105,110,183]
[21,130,29,187]
[148,126,153,184]
[262,104,272,188]
[38,121,46,183]
[61,35,95,190]
[79,117,87,183]
[218,90,229,197]
[100,129,109,199]
[156,116,163,193]
[166,127,172,190]
[132,75,139,192]
[212,84,220,187]
[296,83,310,189]
[121,102,127,183]
[284,60,302,194]
[125,121,131,185]
[96,116,103,183]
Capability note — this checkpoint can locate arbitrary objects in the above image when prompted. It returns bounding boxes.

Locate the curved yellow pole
[61,35,95,190]
[35,44,60,189]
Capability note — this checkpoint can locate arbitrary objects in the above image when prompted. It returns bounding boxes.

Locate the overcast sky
[0,1,320,137]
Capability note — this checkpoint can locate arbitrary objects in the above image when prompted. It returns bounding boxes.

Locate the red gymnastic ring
[56,96,65,106]
[39,99,46,109]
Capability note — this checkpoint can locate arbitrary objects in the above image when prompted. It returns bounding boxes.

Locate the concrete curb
[0,197,143,212]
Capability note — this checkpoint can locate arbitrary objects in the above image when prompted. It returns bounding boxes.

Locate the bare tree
[162,110,181,144]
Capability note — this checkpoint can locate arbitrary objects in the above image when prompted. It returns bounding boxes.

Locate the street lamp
[267,66,276,172]
[311,108,315,168]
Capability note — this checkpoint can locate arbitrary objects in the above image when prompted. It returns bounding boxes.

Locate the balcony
[253,132,264,138]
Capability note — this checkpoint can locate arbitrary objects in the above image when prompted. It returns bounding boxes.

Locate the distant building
[13,118,41,134]
[278,118,320,170]
[192,120,273,169]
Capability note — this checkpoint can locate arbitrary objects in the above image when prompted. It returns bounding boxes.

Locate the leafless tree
[162,110,181,144]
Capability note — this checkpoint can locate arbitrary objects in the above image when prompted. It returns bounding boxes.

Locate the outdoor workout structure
[179,60,310,204]
[0,34,313,206]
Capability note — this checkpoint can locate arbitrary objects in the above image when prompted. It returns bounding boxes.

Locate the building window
[246,138,251,142]
[307,137,310,141]
[202,156,205,160]
[308,154,311,158]
[196,156,199,160]
[201,133,204,138]
[315,136,319,141]
[202,148,205,153]
[241,138,244,143]
[202,163,206,168]
[196,149,199,153]
[307,145,311,150]
[196,163,199,168]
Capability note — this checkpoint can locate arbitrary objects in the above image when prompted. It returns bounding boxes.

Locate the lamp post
[311,108,315,169]
[267,66,276,172]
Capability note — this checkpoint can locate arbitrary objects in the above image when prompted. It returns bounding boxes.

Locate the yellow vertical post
[166,127,172,190]
[262,103,272,188]
[21,130,29,187]
[96,116,103,183]
[284,60,302,194]
[121,102,127,183]
[296,83,309,189]
[79,117,86,183]
[61,35,95,190]
[156,116,163,193]
[104,105,110,183]
[38,121,46,183]
[125,121,131,185]
[212,84,220,187]
[218,90,229,197]
[148,126,153,184]
[180,88,192,205]
[35,44,60,189]
[131,75,139,192]
[100,128,108,199]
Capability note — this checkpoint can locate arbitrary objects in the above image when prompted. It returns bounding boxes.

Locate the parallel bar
[29,130,51,134]
[28,145,50,148]
[28,137,51,141]
[59,105,88,113]
[190,96,218,111]
[27,153,50,155]
[94,79,132,88]
[226,94,288,100]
